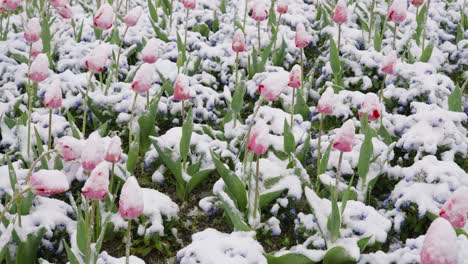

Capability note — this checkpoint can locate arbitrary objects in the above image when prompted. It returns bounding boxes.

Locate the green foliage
[448,85,463,112]
[419,42,433,62]
[266,253,315,264]
[15,228,47,264]
[323,246,356,264]
[283,119,295,155]
[219,194,250,231]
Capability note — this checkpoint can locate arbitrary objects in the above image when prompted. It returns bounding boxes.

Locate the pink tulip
[232,29,246,53]
[288,65,301,88]
[251,0,269,22]
[295,23,310,48]
[388,0,407,23]
[411,0,424,6]
[439,187,468,228]
[0,0,22,11]
[333,0,348,24]
[174,74,190,101]
[258,72,288,101]
[358,93,381,121]
[317,87,335,115]
[123,6,142,27]
[131,63,154,94]
[183,0,196,9]
[248,120,269,155]
[31,41,43,57]
[81,133,104,172]
[56,136,83,161]
[30,170,69,196]
[82,162,109,200]
[93,3,114,30]
[24,18,41,43]
[49,0,67,8]
[276,0,288,14]
[29,54,49,82]
[420,218,458,264]
[333,120,355,152]
[57,5,73,19]
[84,44,108,73]
[381,51,397,75]
[105,136,122,163]
[141,39,160,64]
[44,79,62,109]
[119,176,144,219]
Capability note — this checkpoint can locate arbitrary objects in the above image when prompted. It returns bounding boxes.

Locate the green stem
[253,154,260,221]
[234,52,239,128]
[272,14,282,51]
[146,90,150,109]
[242,0,248,33]
[184,9,189,53]
[290,88,295,126]
[125,220,132,264]
[421,0,431,51]
[337,24,342,53]
[368,0,376,42]
[48,109,52,150]
[128,92,138,146]
[393,22,397,50]
[257,21,261,52]
[26,149,57,183]
[85,199,94,264]
[26,42,33,159]
[335,151,344,201]
[114,26,129,83]
[0,187,31,226]
[379,74,387,103]
[242,102,262,174]
[82,72,93,136]
[169,0,174,31]
[300,48,304,93]
[109,162,115,194]
[315,114,323,192]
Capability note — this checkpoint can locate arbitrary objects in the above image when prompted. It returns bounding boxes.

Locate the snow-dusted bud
[93,3,114,30]
[56,136,83,161]
[248,120,269,155]
[288,65,301,88]
[388,0,407,23]
[333,120,355,152]
[381,51,398,75]
[81,133,104,172]
[84,44,109,73]
[105,136,122,163]
[439,187,468,228]
[317,87,335,115]
[29,54,49,82]
[82,162,109,200]
[295,23,310,48]
[333,0,348,24]
[131,63,154,94]
[30,170,69,196]
[123,6,142,27]
[24,17,41,43]
[420,218,458,264]
[251,0,269,22]
[119,176,144,219]
[359,93,381,121]
[44,79,62,109]
[174,74,190,101]
[232,29,246,53]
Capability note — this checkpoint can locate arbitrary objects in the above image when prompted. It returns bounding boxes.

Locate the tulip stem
[379,74,387,103]
[26,42,33,159]
[257,21,261,52]
[169,0,174,32]
[337,24,342,53]
[368,0,376,43]
[252,154,260,224]
[242,0,248,33]
[184,9,189,54]
[128,92,138,146]
[146,90,150,109]
[335,151,344,201]
[315,113,324,192]
[300,48,304,93]
[48,109,52,151]
[272,14,282,51]
[242,102,262,174]
[393,22,397,50]
[0,187,31,226]
[421,0,431,51]
[233,52,239,128]
[290,88,295,126]
[82,72,93,137]
[114,26,129,83]
[125,220,132,264]
[181,99,186,125]
[109,163,115,194]
[85,199,95,264]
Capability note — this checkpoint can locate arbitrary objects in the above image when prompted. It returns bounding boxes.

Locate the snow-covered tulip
[388,0,407,23]
[439,187,468,228]
[411,0,424,6]
[49,0,67,8]
[84,44,108,73]
[381,51,397,75]
[119,177,144,219]
[359,93,381,121]
[29,54,49,82]
[333,0,348,24]
[333,120,355,152]
[24,18,41,43]
[141,39,160,63]
[232,29,246,53]
[82,162,109,200]
[317,87,335,115]
[183,0,196,9]
[44,79,62,109]
[295,23,310,48]
[30,170,69,196]
[0,0,22,11]
[123,6,142,27]
[258,72,288,102]
[276,0,288,14]
[288,65,301,88]
[131,63,154,94]
[81,133,104,172]
[105,136,122,163]
[31,41,42,57]
[251,0,269,21]
[93,3,114,30]
[420,218,458,264]
[56,136,82,161]
[248,120,269,155]
[174,74,190,101]
[57,5,72,19]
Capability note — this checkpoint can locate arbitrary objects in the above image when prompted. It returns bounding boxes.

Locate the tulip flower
[30,170,70,196]
[123,6,142,27]
[119,176,144,264]
[380,51,397,102]
[333,0,347,51]
[82,162,109,200]
[44,79,63,149]
[288,65,301,125]
[439,187,468,228]
[420,218,458,264]
[105,136,122,194]
[359,93,381,121]
[251,0,269,51]
[258,72,288,102]
[295,23,310,92]
[183,0,196,9]
[131,63,154,94]
[29,53,49,82]
[141,39,160,64]
[81,133,104,172]
[93,3,114,30]
[276,0,288,14]
[84,45,108,73]
[182,0,196,62]
[49,0,67,8]
[231,29,246,128]
[56,136,83,161]
[333,120,355,153]
[388,0,407,49]
[174,74,190,123]
[0,0,22,11]
[31,41,42,57]
[412,0,424,7]
[24,18,41,43]
[56,5,72,19]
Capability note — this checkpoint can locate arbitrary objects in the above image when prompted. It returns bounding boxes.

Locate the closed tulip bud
[105,136,122,163]
[411,0,424,6]
[84,44,109,73]
[93,3,114,30]
[29,54,49,82]
[333,0,348,24]
[31,41,43,57]
[123,6,142,27]
[439,187,468,228]
[24,17,41,43]
[232,29,246,53]
[56,136,83,161]
[30,170,69,196]
[381,51,398,75]
[82,162,109,200]
[359,93,381,121]
[119,176,144,219]
[276,0,288,14]
[333,120,355,152]
[388,0,407,23]
[251,0,269,22]
[1,0,23,11]
[57,5,73,19]
[131,63,154,94]
[420,218,457,264]
[81,133,104,172]
[317,87,335,115]
[288,65,301,88]
[141,39,160,63]
[248,120,269,155]
[44,79,63,109]
[49,0,67,8]
[258,72,288,101]
[183,0,196,9]
[295,23,310,48]
[174,74,190,101]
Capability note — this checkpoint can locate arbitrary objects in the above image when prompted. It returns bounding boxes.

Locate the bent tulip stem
[315,114,324,192]
[125,220,132,264]
[26,149,57,183]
